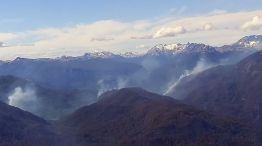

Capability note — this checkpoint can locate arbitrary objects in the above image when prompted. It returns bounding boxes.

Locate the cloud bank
[0,10,261,60]
[153,26,187,38]
[242,16,262,31]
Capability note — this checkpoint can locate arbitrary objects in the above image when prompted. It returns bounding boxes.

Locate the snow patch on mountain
[235,35,262,48]
[146,43,216,56]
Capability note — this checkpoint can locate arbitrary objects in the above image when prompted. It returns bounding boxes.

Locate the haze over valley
[0,0,262,146]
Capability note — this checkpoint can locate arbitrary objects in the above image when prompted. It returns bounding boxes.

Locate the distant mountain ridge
[219,35,262,52]
[234,35,262,48]
[0,35,259,120]
[0,35,258,92]
[146,43,217,56]
[147,35,262,56]
[0,35,261,62]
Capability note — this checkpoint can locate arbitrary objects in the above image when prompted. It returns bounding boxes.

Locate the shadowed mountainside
[0,102,64,146]
[168,50,262,140]
[57,88,255,146]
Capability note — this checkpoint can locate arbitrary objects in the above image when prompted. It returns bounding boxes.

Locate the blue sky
[0,0,261,60]
[1,0,262,31]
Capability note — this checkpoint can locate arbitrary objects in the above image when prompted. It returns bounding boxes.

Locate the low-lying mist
[96,57,160,97]
[0,49,252,120]
[96,53,247,98]
[5,84,97,120]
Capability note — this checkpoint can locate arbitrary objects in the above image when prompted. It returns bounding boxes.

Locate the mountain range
[0,35,262,145]
[0,35,259,119]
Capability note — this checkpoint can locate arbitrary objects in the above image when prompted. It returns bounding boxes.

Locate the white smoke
[116,78,128,89]
[97,77,128,97]
[164,58,217,95]
[8,87,38,112]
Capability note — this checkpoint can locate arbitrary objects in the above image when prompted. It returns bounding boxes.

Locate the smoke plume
[8,87,38,112]
[164,58,216,95]
[97,77,128,97]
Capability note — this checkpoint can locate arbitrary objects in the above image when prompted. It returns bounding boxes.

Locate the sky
[0,0,262,60]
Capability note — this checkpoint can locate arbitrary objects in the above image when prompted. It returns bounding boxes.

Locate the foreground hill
[57,88,255,146]
[0,102,62,146]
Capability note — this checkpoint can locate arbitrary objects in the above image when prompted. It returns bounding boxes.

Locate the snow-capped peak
[164,43,185,50]
[238,41,261,48]
[235,35,262,48]
[83,51,116,59]
[146,43,186,55]
[146,43,214,56]
[119,52,142,58]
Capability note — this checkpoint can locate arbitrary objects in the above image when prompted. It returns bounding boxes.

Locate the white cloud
[203,23,213,31]
[0,42,5,47]
[0,33,17,42]
[90,37,114,42]
[136,44,148,49]
[153,26,187,38]
[242,16,262,31]
[0,10,262,60]
[130,35,153,39]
